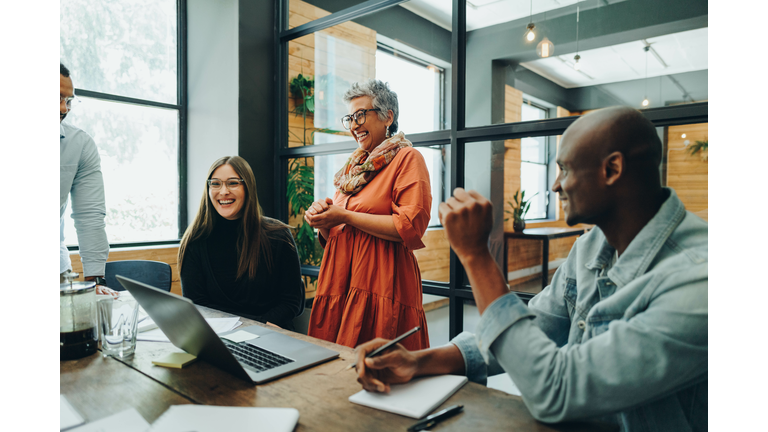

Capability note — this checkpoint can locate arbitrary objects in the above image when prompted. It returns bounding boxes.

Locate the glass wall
[278,0,708,338]
[286,0,450,149]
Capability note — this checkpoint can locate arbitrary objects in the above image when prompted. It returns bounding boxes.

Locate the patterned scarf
[333,131,412,196]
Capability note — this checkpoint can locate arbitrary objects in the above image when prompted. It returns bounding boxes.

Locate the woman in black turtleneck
[178,156,304,331]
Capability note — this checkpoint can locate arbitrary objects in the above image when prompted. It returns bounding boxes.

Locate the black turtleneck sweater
[180,216,304,331]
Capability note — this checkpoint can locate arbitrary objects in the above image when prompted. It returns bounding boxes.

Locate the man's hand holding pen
[353,338,420,393]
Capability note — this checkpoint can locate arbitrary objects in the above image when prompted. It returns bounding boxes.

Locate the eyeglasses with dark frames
[208,178,245,190]
[341,108,381,130]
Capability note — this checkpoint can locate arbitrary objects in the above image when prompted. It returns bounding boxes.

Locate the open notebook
[348,375,468,419]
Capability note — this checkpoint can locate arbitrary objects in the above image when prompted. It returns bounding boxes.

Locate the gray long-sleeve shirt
[451,188,707,431]
[60,121,109,277]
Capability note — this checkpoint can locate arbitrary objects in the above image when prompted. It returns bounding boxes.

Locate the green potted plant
[686,139,708,162]
[505,189,537,232]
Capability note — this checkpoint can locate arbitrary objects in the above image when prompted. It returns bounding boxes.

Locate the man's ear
[603,151,624,186]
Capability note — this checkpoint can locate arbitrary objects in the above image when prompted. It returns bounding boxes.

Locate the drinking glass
[97,296,140,359]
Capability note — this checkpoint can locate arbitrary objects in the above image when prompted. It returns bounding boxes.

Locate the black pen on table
[345,326,421,371]
[407,405,464,431]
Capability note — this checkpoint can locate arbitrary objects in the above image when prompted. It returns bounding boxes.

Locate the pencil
[345,326,421,371]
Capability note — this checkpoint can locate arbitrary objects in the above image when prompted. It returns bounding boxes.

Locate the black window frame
[275,0,707,339]
[65,0,188,251]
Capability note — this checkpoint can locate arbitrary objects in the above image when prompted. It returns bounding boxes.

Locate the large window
[277,0,707,339]
[520,101,550,220]
[376,45,447,226]
[375,46,445,134]
[60,0,185,246]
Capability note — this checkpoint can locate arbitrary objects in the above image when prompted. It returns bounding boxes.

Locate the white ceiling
[399,1,707,90]
[401,0,584,31]
[520,27,709,88]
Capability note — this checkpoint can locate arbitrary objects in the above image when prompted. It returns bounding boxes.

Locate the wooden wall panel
[413,229,450,282]
[666,123,708,219]
[69,247,182,296]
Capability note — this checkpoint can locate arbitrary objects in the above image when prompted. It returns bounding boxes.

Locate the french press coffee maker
[60,271,98,360]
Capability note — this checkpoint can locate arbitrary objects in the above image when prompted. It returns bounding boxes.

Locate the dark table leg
[542,238,549,291]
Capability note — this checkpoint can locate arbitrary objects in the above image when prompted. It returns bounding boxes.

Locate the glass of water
[97,296,140,359]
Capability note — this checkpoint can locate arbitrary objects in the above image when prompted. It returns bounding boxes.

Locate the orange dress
[308,147,431,350]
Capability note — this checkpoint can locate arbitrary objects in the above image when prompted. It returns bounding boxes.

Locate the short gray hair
[343,79,399,133]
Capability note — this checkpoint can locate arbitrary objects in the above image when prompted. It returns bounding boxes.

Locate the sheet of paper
[61,394,85,431]
[221,330,260,343]
[110,303,143,329]
[137,316,158,333]
[69,408,150,432]
[149,405,299,432]
[137,317,242,342]
[348,375,468,419]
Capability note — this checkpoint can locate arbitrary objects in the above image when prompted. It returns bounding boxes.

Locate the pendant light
[524,0,535,41]
[641,45,650,107]
[573,2,581,70]
[537,38,554,58]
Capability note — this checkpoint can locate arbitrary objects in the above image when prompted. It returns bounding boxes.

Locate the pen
[345,326,421,371]
[406,405,464,431]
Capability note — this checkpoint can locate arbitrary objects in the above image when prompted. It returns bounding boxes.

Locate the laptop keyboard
[222,338,294,372]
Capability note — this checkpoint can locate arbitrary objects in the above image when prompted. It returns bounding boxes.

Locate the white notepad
[348,375,468,419]
[149,405,300,432]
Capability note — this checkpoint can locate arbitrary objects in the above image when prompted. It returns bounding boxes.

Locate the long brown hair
[178,156,290,280]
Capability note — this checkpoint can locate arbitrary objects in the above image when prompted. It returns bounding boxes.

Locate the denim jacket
[451,188,707,432]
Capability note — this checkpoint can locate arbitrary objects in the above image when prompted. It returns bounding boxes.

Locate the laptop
[117,275,339,384]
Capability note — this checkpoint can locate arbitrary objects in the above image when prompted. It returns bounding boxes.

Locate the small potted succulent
[505,189,537,232]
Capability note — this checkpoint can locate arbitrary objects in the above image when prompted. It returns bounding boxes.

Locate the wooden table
[504,227,587,291]
[61,305,615,431]
[60,350,195,424]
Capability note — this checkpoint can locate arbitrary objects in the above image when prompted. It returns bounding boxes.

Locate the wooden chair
[105,260,172,292]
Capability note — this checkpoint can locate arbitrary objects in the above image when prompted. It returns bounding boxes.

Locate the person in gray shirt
[60,63,115,296]
[353,107,707,432]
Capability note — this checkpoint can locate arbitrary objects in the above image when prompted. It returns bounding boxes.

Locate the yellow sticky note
[152,352,197,369]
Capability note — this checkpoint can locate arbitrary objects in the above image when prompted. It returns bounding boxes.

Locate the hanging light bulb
[525,23,536,41]
[537,38,554,58]
[524,0,535,42]
[641,45,650,107]
[574,2,581,71]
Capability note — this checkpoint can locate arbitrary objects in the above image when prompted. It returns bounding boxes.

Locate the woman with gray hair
[304,79,431,350]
